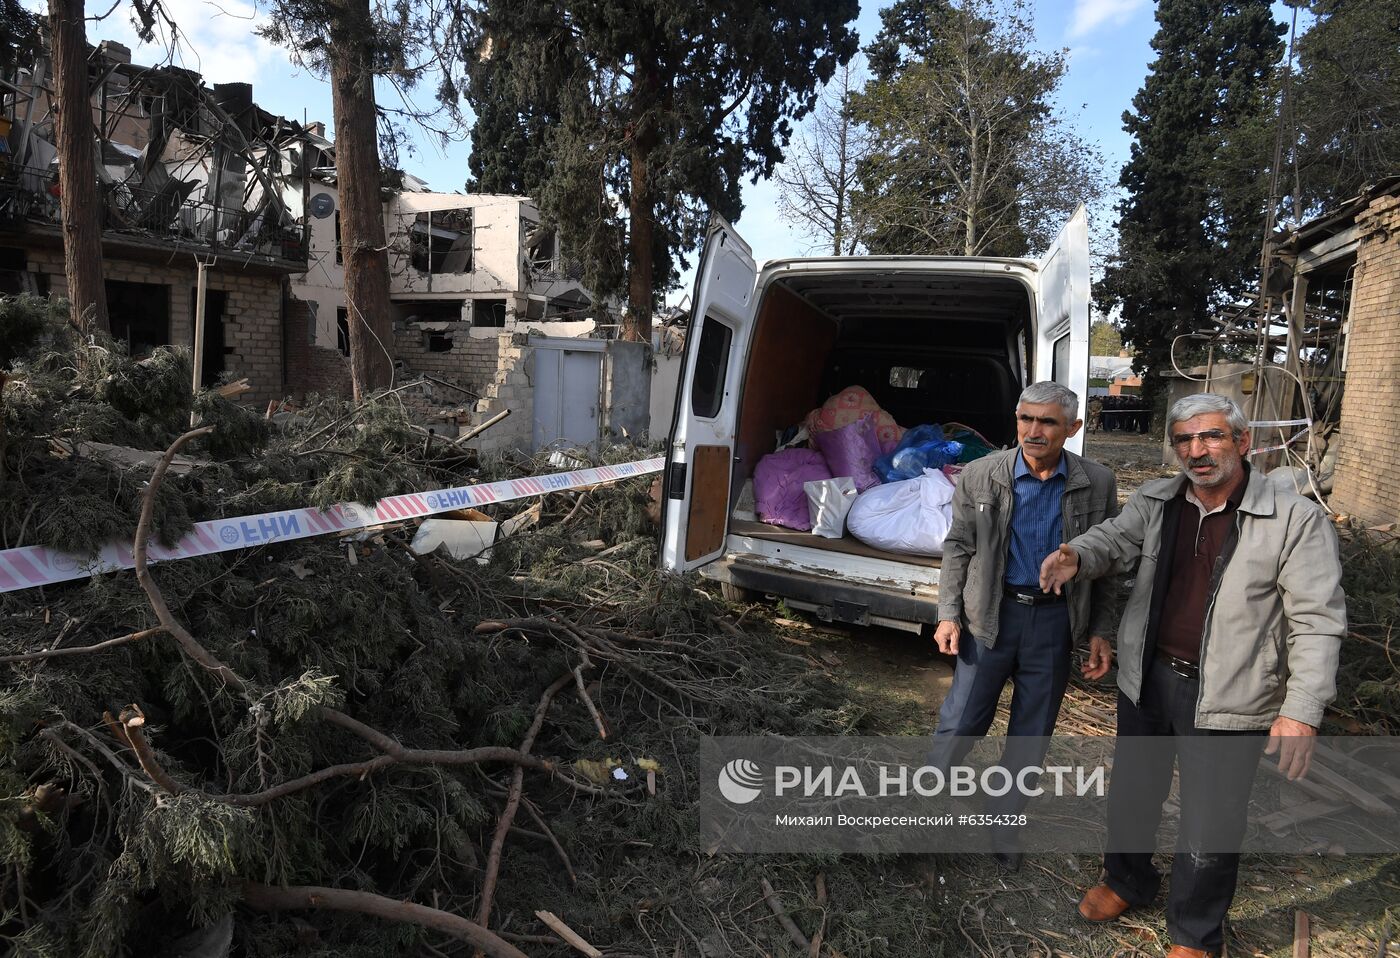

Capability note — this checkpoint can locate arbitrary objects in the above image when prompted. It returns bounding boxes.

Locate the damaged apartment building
[1,39,313,407]
[3,35,636,453]
[290,170,619,452]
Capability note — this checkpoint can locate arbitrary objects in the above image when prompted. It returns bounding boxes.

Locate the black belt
[1155,649,1200,679]
[1003,585,1066,607]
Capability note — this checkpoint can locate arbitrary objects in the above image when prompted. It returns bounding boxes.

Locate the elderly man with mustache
[1039,392,1346,958]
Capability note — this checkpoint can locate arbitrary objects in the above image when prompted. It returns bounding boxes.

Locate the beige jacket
[939,448,1120,648]
[1068,468,1346,729]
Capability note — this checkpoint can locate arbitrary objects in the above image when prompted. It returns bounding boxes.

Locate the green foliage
[849,0,1105,257]
[465,0,860,314]
[0,0,41,77]
[0,296,57,369]
[1090,321,1124,356]
[1292,0,1400,212]
[1096,0,1284,394]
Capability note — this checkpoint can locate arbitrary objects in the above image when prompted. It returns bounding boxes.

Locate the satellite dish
[310,193,336,219]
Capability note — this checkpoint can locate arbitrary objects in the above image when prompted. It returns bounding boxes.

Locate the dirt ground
[753,432,1398,958]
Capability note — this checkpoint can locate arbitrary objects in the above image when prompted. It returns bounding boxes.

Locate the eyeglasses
[1169,429,1235,450]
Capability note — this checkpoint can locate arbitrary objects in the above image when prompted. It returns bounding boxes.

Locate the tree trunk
[622,56,660,344]
[48,0,108,333]
[329,0,394,399]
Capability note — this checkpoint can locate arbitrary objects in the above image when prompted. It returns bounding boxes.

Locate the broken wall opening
[191,287,228,383]
[106,280,171,356]
[409,209,473,274]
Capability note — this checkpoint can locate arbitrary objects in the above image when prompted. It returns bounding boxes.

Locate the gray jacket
[939,448,1120,648]
[1068,469,1346,730]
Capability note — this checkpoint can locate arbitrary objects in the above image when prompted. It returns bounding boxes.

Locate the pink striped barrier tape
[0,456,665,594]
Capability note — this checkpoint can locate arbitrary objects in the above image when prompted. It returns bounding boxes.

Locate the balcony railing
[0,162,308,264]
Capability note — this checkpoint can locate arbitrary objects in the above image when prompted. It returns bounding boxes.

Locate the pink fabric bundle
[754,448,832,530]
[812,413,883,492]
[805,386,904,454]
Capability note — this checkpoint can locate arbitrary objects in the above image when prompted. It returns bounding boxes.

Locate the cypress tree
[1097,0,1284,392]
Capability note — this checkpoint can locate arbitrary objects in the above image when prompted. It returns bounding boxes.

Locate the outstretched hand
[1039,543,1079,595]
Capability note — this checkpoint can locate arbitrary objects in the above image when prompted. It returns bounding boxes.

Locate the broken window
[335,212,343,266]
[427,334,454,352]
[475,299,506,328]
[524,220,556,271]
[410,209,473,274]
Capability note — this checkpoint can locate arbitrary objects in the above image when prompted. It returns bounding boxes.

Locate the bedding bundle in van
[752,386,990,552]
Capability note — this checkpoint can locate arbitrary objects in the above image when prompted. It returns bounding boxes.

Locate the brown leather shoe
[1077,883,1131,922]
[1165,948,1212,958]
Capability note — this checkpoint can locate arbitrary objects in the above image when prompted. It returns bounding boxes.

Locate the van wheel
[720,581,757,604]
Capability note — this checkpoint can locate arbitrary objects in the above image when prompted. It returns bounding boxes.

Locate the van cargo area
[660,211,1089,632]
[703,268,1031,627]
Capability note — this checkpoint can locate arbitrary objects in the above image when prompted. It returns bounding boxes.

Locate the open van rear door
[1034,205,1091,455]
[659,216,759,572]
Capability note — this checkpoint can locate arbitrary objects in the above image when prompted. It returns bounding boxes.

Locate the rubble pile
[0,297,948,957]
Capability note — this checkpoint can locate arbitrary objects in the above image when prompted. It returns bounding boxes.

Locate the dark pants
[955,596,1072,740]
[935,597,1072,849]
[1104,662,1266,953]
[933,630,980,736]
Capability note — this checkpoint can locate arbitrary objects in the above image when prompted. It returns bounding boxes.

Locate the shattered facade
[1,40,313,406]
[1285,180,1400,525]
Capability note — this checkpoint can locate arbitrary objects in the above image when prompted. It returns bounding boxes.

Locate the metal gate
[530,336,605,451]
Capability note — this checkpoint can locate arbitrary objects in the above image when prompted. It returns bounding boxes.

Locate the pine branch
[240,881,529,958]
[0,628,165,664]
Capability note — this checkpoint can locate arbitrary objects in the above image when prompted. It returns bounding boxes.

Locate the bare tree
[850,0,1104,258]
[774,58,870,256]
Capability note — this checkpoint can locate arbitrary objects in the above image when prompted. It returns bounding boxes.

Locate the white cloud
[91,0,284,88]
[1068,0,1147,40]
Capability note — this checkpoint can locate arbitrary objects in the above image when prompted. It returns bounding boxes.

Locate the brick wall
[1330,194,1400,524]
[284,293,353,399]
[26,248,287,407]
[394,324,536,452]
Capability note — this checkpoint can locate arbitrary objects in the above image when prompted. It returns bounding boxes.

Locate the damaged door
[659,216,759,572]
[1033,205,1091,455]
[532,336,605,451]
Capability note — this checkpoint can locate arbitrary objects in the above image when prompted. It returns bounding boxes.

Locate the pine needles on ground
[0,296,952,957]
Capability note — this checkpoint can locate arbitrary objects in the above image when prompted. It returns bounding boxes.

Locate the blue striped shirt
[1005,451,1066,588]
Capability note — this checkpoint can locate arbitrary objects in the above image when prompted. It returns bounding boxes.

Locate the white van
[658,209,1090,632]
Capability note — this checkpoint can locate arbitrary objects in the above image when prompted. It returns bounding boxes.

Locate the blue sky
[70,0,1234,295]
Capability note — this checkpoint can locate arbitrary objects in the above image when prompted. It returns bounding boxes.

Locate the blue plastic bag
[873,424,965,483]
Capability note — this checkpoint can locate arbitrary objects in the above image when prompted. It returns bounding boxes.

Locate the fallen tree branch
[0,628,165,664]
[476,670,576,940]
[533,910,602,957]
[133,426,248,696]
[240,881,528,958]
[760,877,811,952]
[119,705,550,807]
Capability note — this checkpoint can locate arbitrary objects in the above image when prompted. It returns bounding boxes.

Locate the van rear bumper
[704,556,942,626]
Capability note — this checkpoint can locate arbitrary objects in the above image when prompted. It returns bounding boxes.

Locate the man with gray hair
[932,381,1120,867]
[1040,392,1345,958]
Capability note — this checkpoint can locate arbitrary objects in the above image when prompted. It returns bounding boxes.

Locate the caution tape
[0,457,664,595]
[1248,418,1311,429]
[1248,429,1310,456]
